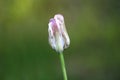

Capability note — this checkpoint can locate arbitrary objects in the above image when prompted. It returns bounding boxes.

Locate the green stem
[59,52,68,80]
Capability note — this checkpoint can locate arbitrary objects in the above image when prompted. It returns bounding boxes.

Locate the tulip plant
[48,14,70,80]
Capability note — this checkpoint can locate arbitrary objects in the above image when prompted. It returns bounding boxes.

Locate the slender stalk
[59,52,68,80]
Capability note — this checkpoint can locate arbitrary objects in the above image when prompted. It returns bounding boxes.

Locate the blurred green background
[0,0,120,80]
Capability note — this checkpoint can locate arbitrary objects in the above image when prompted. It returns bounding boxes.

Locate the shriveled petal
[54,14,70,48]
[48,19,56,50]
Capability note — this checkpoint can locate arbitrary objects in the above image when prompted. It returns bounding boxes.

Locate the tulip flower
[48,14,70,53]
[48,14,70,80]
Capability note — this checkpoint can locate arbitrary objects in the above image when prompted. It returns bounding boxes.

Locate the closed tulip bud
[48,14,70,53]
